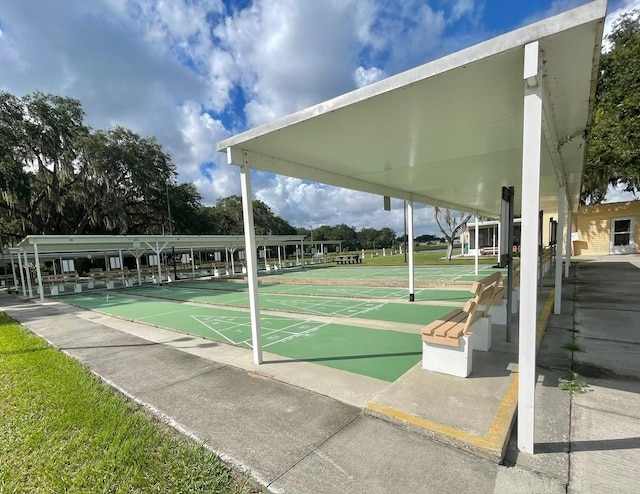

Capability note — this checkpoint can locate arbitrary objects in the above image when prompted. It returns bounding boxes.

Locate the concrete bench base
[422,317,493,378]
[471,316,492,351]
[422,335,474,378]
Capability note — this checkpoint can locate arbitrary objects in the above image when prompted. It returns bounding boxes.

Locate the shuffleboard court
[60,293,423,382]
[262,264,506,281]
[115,284,456,325]
[158,279,474,302]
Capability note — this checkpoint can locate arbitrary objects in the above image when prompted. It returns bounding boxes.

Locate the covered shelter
[217,0,607,453]
[10,233,305,299]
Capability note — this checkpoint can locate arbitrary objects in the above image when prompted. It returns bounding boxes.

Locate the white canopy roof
[217,0,606,217]
[12,234,306,257]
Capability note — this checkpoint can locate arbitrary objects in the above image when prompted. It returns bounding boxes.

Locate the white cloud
[214,0,364,126]
[353,66,387,88]
[5,0,610,237]
[603,0,640,51]
[251,174,439,235]
[604,183,638,204]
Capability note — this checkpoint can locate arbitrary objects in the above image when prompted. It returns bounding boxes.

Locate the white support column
[492,225,496,257]
[156,242,162,284]
[408,199,415,301]
[34,243,44,302]
[239,164,263,364]
[143,241,168,284]
[518,41,542,454]
[229,248,236,274]
[191,247,195,277]
[554,188,565,314]
[277,245,282,269]
[136,255,142,285]
[565,211,572,278]
[10,253,18,288]
[474,215,479,275]
[24,251,33,297]
[119,249,125,285]
[17,250,26,296]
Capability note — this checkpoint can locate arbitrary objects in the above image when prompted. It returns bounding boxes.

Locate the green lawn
[315,250,500,267]
[0,313,254,494]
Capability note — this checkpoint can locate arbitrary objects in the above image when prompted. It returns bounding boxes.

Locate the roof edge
[217,0,607,152]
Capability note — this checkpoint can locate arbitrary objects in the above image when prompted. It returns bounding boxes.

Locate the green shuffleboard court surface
[113,284,456,325]
[159,279,476,302]
[60,293,424,382]
[259,264,506,281]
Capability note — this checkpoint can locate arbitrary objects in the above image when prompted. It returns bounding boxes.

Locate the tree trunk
[446,241,454,261]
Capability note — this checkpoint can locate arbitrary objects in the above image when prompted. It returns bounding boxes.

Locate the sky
[1,0,638,237]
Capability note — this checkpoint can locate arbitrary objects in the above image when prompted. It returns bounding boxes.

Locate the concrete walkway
[2,255,639,493]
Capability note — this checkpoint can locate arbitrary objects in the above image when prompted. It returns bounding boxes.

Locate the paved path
[2,255,640,493]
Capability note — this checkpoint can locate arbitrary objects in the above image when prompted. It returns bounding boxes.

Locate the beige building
[572,200,639,255]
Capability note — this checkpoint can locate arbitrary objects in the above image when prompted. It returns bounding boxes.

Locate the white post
[565,210,572,278]
[492,225,496,255]
[156,242,162,284]
[191,247,195,277]
[34,243,45,302]
[24,251,33,298]
[461,231,465,255]
[119,249,124,285]
[474,215,479,275]
[136,255,142,285]
[408,200,415,301]
[239,164,263,364]
[518,41,542,454]
[277,245,282,269]
[17,250,26,296]
[554,187,565,314]
[10,253,18,288]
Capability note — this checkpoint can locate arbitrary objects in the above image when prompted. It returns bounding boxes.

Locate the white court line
[191,315,238,345]
[138,306,201,320]
[262,322,329,349]
[267,296,378,317]
[346,300,390,318]
[238,319,319,347]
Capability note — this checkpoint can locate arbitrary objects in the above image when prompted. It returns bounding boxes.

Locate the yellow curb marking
[367,288,556,455]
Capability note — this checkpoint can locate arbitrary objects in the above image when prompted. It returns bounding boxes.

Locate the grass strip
[0,312,254,494]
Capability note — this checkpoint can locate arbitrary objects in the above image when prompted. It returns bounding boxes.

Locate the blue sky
[0,0,637,235]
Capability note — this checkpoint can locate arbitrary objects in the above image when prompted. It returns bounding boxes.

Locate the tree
[0,91,195,236]
[416,234,444,243]
[201,195,297,236]
[434,207,472,261]
[0,92,89,234]
[583,10,640,203]
[77,126,177,234]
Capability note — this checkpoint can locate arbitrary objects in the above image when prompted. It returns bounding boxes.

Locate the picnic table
[336,255,362,264]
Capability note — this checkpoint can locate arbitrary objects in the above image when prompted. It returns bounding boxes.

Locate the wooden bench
[480,246,499,256]
[421,281,495,377]
[41,273,81,295]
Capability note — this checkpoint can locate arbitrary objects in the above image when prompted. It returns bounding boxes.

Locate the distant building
[572,200,639,255]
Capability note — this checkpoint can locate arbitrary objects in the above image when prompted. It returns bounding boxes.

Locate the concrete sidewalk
[2,255,640,493]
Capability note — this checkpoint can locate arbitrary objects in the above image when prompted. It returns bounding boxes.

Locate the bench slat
[433,312,468,338]
[421,309,464,336]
